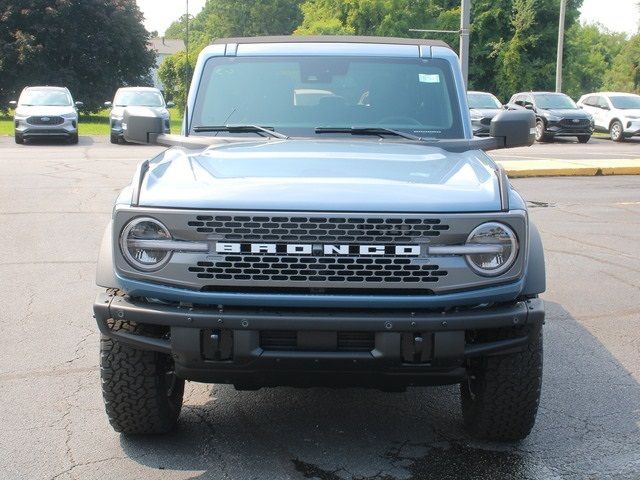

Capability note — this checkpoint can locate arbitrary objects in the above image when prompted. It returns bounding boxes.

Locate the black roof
[212,35,449,48]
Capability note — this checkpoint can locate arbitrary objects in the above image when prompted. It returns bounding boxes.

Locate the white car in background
[577,92,640,142]
[105,87,173,144]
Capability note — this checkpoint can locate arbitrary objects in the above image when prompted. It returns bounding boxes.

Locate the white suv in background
[577,92,640,142]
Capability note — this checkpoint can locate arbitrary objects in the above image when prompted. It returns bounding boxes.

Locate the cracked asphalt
[1,136,639,479]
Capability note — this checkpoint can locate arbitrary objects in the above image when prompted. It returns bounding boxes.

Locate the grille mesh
[187,215,449,242]
[188,255,446,284]
[559,118,590,128]
[260,331,375,352]
[27,116,64,126]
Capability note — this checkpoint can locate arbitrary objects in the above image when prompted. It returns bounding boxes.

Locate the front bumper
[15,119,77,138]
[544,121,593,137]
[93,292,544,388]
[622,120,640,137]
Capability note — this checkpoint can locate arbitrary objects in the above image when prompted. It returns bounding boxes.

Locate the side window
[523,95,534,108]
[583,96,595,106]
[596,96,609,109]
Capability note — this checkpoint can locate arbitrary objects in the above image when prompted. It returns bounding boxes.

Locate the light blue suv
[93,36,544,441]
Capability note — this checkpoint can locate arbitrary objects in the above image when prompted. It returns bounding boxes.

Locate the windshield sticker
[419,74,440,83]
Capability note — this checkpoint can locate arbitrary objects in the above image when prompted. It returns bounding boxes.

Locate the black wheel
[534,120,551,142]
[100,319,184,434]
[461,327,543,441]
[577,135,590,144]
[110,132,119,144]
[609,120,624,142]
[68,133,79,145]
[14,132,24,144]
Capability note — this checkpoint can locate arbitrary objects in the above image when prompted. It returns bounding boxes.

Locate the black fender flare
[96,222,119,288]
[523,222,546,295]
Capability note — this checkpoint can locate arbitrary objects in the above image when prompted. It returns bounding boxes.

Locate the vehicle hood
[138,139,503,213]
[111,106,168,118]
[470,108,501,118]
[541,108,590,119]
[14,105,76,117]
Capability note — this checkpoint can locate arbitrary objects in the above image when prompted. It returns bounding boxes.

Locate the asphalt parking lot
[1,136,639,480]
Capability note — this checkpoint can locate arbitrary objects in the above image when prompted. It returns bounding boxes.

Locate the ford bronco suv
[93,36,545,441]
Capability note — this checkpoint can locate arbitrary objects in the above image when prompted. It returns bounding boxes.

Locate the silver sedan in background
[105,87,173,144]
[467,91,504,136]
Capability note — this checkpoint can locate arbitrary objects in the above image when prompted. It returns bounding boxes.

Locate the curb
[497,159,640,178]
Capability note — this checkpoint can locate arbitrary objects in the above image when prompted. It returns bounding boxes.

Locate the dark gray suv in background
[507,91,594,143]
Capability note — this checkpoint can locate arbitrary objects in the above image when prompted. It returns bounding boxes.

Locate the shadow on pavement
[119,301,640,480]
[18,136,95,146]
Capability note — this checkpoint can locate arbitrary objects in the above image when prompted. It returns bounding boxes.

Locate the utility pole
[460,0,471,87]
[409,0,472,87]
[555,0,567,92]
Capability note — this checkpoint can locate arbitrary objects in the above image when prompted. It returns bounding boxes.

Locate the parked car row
[468,90,640,143]
[8,85,173,145]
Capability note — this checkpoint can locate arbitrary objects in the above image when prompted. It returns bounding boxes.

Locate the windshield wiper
[315,126,423,142]
[192,124,288,139]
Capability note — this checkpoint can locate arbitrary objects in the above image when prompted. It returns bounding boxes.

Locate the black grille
[188,256,447,284]
[559,118,590,128]
[27,116,64,126]
[187,215,449,242]
[260,331,375,352]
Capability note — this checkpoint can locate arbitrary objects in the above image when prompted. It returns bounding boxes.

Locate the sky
[137,0,639,37]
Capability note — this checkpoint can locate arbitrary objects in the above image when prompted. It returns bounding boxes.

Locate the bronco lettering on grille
[215,242,421,256]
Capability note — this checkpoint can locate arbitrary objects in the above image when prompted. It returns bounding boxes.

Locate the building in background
[148,37,184,90]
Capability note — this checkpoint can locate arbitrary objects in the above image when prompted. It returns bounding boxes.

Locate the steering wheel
[377,116,422,126]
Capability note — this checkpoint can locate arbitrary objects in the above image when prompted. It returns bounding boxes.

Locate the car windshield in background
[534,94,577,110]
[20,90,71,106]
[115,91,164,107]
[609,95,640,109]
[468,93,501,109]
[191,56,464,139]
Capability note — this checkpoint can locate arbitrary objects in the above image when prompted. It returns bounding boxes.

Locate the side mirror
[104,101,112,108]
[9,100,17,108]
[602,105,610,110]
[75,101,84,108]
[123,106,164,144]
[490,110,535,148]
[524,104,534,110]
[166,101,175,108]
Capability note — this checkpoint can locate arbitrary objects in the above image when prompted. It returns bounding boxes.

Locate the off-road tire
[609,120,624,142]
[100,319,184,434]
[534,120,551,142]
[461,328,543,441]
[14,132,24,144]
[577,135,590,144]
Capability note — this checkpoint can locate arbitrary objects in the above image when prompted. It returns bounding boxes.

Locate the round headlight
[120,217,172,271]
[465,222,518,276]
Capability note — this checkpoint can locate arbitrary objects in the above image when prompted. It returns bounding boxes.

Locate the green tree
[563,24,626,98]
[0,0,156,111]
[603,33,640,93]
[159,0,306,111]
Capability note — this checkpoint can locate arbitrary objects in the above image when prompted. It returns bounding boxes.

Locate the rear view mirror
[490,110,535,148]
[123,107,164,144]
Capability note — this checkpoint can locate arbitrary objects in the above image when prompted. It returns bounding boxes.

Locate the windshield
[609,95,640,110]
[467,92,501,109]
[114,91,164,107]
[19,89,71,107]
[191,56,464,138]
[534,93,577,110]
